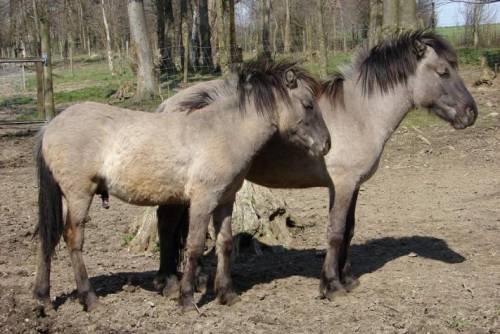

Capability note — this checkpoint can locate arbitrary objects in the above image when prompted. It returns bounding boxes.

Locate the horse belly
[103,162,189,206]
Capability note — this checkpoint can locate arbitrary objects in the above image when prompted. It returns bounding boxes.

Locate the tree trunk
[283,0,291,54]
[127,182,296,256]
[156,0,176,74]
[316,0,328,79]
[369,0,383,48]
[199,0,214,70]
[472,4,482,49]
[181,0,190,83]
[399,0,416,30]
[260,0,271,59]
[216,0,230,75]
[383,0,399,36]
[337,0,347,52]
[190,0,201,71]
[101,0,115,75]
[39,16,55,120]
[227,0,238,63]
[127,0,158,100]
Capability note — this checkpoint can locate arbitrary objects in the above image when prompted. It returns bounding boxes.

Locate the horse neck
[342,79,414,146]
[219,101,279,159]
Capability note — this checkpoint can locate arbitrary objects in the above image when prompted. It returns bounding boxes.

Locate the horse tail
[34,129,64,261]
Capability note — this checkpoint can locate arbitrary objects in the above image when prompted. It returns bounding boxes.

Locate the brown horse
[33,59,330,312]
[158,30,477,302]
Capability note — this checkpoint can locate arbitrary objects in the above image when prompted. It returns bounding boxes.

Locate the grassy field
[436,23,500,40]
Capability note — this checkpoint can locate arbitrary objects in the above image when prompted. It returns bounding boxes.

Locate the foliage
[456,48,500,67]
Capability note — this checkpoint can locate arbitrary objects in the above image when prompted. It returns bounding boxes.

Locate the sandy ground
[0,85,499,333]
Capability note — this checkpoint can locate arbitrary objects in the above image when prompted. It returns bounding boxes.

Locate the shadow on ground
[54,235,464,309]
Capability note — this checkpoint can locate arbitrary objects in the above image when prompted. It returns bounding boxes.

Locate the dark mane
[358,30,457,95]
[237,58,319,116]
[318,72,345,107]
[176,58,319,116]
[177,90,215,111]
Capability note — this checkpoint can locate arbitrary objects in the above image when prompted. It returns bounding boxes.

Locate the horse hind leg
[63,193,97,311]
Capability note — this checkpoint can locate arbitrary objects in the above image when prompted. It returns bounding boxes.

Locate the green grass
[437,23,500,39]
[0,96,35,108]
[303,51,352,76]
[121,234,134,247]
[456,48,500,67]
[445,315,471,331]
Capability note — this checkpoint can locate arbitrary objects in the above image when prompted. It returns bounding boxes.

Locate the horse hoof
[179,296,197,313]
[343,276,360,292]
[323,287,347,301]
[83,292,99,312]
[195,272,209,294]
[218,291,241,306]
[33,298,53,317]
[153,275,166,291]
[320,279,347,301]
[162,276,180,299]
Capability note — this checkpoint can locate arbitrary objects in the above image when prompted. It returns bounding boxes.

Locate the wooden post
[40,17,55,120]
[35,62,45,120]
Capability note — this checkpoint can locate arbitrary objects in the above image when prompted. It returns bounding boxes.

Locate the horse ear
[414,40,427,59]
[285,69,298,88]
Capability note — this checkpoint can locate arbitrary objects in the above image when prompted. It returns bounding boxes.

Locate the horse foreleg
[63,195,97,312]
[338,189,360,291]
[178,199,212,311]
[320,180,356,300]
[154,204,187,298]
[213,201,240,306]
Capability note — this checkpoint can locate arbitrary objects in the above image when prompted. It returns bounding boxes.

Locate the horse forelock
[318,71,345,107]
[355,29,457,95]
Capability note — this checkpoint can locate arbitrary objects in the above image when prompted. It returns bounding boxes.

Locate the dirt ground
[1,86,499,333]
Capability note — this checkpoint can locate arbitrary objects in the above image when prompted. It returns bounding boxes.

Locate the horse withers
[160,30,477,302]
[33,59,330,312]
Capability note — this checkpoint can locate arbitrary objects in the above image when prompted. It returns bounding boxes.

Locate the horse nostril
[466,105,477,123]
[322,137,331,155]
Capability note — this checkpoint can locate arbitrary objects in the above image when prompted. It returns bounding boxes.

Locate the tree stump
[474,56,496,87]
[127,181,296,256]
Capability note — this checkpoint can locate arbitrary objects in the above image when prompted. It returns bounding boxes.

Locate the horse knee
[216,235,232,256]
[327,233,344,248]
[187,245,204,260]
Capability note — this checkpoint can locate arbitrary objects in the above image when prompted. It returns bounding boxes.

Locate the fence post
[35,61,45,120]
[40,17,55,120]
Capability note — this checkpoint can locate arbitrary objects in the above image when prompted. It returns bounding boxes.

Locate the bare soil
[1,90,499,333]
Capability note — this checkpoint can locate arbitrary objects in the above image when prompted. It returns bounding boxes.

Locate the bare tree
[316,0,328,79]
[283,0,291,53]
[101,0,115,74]
[399,0,417,29]
[260,0,271,58]
[199,0,214,70]
[383,0,399,34]
[369,0,383,47]
[127,0,158,100]
[156,0,176,73]
[216,0,236,75]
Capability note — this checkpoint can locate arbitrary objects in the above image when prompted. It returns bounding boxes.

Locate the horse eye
[438,69,449,78]
[303,102,314,110]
